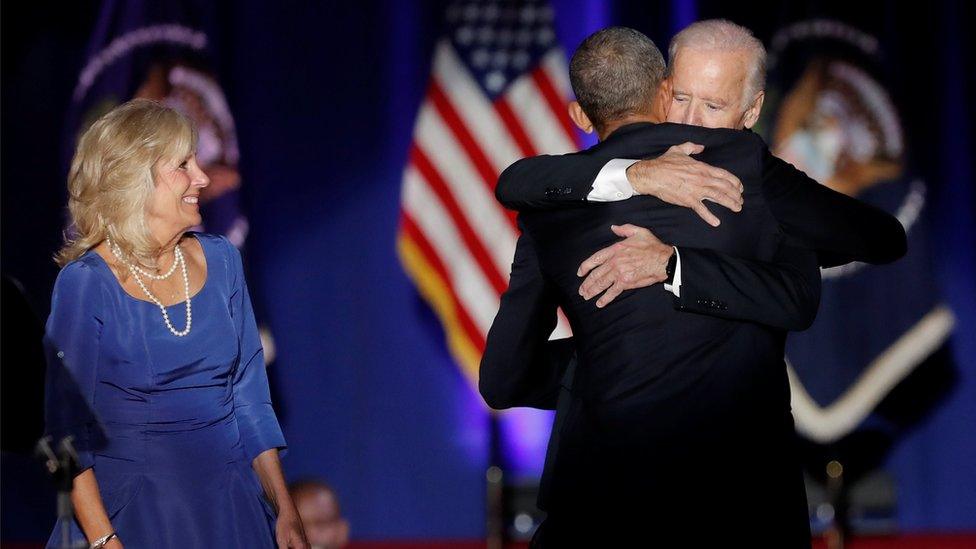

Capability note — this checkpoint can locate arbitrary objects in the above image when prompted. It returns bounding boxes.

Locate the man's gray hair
[569,27,666,132]
[668,19,766,105]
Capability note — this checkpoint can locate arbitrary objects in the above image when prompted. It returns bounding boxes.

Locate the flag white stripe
[415,104,518,277]
[404,43,579,347]
[403,167,500,334]
[505,74,576,155]
[433,42,523,174]
[540,49,574,99]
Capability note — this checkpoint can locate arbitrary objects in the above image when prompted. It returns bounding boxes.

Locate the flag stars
[471,48,490,68]
[512,50,530,70]
[456,26,475,46]
[447,0,556,98]
[463,4,480,22]
[477,26,495,45]
[485,71,507,93]
[483,3,499,21]
[536,28,555,46]
[497,28,514,47]
[492,50,509,69]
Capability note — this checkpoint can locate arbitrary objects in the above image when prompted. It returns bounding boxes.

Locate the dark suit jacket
[515,124,788,406]
[496,123,906,268]
[479,122,905,542]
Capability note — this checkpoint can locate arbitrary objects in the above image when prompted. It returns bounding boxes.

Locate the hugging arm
[760,148,907,267]
[674,242,821,330]
[495,155,605,209]
[577,224,821,330]
[498,139,906,267]
[479,226,575,410]
[496,144,742,225]
[482,227,820,411]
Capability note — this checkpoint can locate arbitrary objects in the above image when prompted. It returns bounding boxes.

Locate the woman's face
[147,152,210,241]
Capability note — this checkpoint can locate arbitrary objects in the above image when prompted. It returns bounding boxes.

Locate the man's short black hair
[569,27,666,133]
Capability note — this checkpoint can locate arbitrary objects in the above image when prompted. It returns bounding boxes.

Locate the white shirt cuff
[587,158,639,202]
[663,247,681,298]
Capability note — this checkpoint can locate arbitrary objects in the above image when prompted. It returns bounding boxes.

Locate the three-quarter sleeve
[225,238,286,462]
[44,261,106,474]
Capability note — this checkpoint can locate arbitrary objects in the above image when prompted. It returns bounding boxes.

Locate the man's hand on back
[577,224,674,308]
[627,142,744,227]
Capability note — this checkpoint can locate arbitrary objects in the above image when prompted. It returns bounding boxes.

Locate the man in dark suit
[478,24,905,547]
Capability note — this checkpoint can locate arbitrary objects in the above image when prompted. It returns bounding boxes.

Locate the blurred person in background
[290,480,349,549]
[44,99,307,549]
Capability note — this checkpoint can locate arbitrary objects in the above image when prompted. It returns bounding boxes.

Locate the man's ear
[653,79,673,122]
[568,101,594,134]
[742,90,765,129]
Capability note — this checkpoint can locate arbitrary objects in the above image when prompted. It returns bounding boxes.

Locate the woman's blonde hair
[56,98,198,268]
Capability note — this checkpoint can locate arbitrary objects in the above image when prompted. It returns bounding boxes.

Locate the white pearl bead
[107,238,192,337]
[106,238,179,280]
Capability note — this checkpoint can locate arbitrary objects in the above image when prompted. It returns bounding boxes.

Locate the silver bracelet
[90,532,118,549]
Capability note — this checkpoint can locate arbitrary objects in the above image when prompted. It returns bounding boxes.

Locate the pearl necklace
[106,238,192,337]
[128,250,179,280]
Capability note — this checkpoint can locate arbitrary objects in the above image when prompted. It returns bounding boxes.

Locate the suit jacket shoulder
[495,122,765,209]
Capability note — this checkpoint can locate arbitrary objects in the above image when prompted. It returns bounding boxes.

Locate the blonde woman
[44,99,308,548]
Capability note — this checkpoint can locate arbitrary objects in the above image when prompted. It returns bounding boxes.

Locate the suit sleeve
[226,238,287,462]
[674,242,821,330]
[479,227,576,410]
[495,154,608,210]
[761,148,907,267]
[44,262,106,474]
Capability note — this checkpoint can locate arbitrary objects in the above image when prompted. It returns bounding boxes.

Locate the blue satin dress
[43,233,284,548]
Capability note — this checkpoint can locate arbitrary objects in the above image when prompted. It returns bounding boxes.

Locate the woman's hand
[275,505,309,549]
[70,469,122,549]
[252,449,309,548]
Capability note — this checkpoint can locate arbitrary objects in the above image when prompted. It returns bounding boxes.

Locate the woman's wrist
[274,491,299,516]
[90,531,119,548]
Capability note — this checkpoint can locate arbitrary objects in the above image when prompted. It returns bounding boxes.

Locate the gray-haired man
[481,22,904,547]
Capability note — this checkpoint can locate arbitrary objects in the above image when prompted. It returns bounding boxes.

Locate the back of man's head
[668,19,766,105]
[569,27,666,134]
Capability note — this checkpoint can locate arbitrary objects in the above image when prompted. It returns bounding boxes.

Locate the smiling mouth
[182,195,199,205]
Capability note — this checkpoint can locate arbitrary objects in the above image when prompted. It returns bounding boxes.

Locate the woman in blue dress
[44,99,308,548]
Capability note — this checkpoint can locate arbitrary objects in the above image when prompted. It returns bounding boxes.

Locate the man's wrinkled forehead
[670,47,749,97]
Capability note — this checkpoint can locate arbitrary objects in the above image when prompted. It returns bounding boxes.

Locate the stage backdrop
[1,0,973,542]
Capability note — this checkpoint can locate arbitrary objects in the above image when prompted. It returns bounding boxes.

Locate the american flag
[397,0,577,386]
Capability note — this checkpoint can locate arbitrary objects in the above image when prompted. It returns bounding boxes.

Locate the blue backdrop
[1,0,973,541]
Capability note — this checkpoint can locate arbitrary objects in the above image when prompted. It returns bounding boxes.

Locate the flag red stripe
[400,213,487,352]
[399,42,581,374]
[493,98,537,158]
[410,144,507,295]
[531,67,580,147]
[490,99,532,227]
[428,80,509,199]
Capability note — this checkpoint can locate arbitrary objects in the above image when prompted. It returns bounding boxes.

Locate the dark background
[2,0,974,542]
